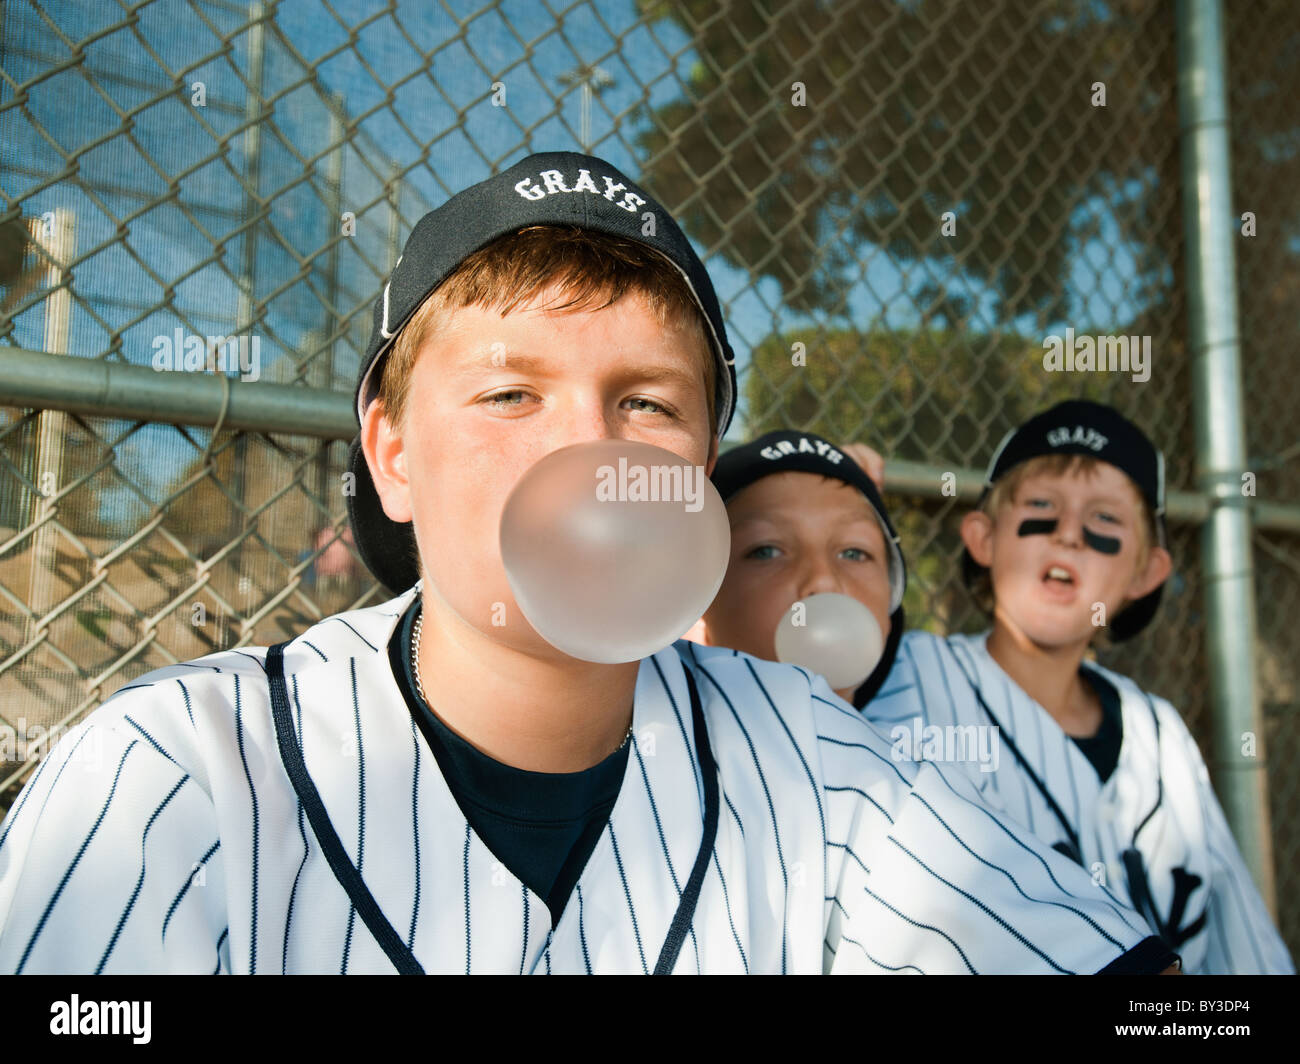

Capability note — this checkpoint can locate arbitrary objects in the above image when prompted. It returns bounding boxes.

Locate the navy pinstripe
[162,838,220,941]
[840,932,925,974]
[408,715,421,952]
[888,836,1066,973]
[827,839,870,877]
[651,655,703,801]
[233,676,260,974]
[330,616,378,653]
[631,738,700,968]
[96,773,190,973]
[747,661,828,846]
[520,884,529,975]
[463,822,471,975]
[723,792,745,840]
[124,715,180,768]
[0,727,94,856]
[967,785,1138,924]
[817,734,912,788]
[17,740,140,974]
[283,675,310,974]
[576,885,592,974]
[825,784,894,826]
[710,850,747,971]
[178,679,195,728]
[695,664,790,973]
[907,791,1123,947]
[341,660,365,974]
[862,881,976,974]
[607,824,647,974]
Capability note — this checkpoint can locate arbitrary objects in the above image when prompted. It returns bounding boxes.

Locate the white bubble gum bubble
[773,592,884,691]
[500,439,730,664]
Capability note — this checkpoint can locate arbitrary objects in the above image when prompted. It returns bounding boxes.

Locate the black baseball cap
[710,430,907,707]
[345,151,738,595]
[961,399,1168,640]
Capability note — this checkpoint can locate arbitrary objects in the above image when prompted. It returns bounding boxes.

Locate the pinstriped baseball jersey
[0,589,1169,974]
[868,630,1293,975]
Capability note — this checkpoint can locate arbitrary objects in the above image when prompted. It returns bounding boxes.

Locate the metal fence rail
[1,0,1297,961]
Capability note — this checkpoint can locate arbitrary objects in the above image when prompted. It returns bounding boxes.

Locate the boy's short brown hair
[376,225,717,436]
[967,453,1157,617]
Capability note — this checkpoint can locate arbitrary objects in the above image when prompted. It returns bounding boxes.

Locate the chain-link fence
[1,0,1296,962]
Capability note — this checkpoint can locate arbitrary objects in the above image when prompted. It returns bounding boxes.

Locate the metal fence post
[25,208,76,639]
[1176,0,1277,914]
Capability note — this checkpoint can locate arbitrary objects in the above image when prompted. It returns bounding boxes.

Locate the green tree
[636,0,1179,322]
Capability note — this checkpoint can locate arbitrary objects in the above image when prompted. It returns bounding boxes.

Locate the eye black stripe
[1017,518,1057,537]
[1083,528,1121,554]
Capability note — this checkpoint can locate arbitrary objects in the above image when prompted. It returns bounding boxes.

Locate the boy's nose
[1052,512,1085,548]
[796,555,843,599]
[548,396,621,449]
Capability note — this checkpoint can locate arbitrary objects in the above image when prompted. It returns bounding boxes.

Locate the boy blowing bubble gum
[690,430,907,709]
[1,160,1176,974]
[868,399,1293,973]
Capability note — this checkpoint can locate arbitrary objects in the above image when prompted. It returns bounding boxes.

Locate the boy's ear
[1127,544,1172,602]
[960,509,995,568]
[361,400,413,524]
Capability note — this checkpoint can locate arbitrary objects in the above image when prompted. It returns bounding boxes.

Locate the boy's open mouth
[1041,562,1078,585]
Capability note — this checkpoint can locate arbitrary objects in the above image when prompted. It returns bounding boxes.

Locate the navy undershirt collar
[388,595,629,924]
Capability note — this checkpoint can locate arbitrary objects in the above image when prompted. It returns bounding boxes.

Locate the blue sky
[0,0,1151,525]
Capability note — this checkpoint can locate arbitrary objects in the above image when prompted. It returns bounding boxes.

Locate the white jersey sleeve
[0,681,232,974]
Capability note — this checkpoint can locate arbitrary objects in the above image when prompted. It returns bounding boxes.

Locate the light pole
[558,64,614,151]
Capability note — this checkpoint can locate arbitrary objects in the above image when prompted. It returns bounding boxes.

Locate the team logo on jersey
[513,168,647,214]
[1046,425,1109,452]
[759,436,844,464]
[1122,850,1208,952]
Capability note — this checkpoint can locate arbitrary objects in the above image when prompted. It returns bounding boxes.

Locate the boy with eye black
[868,399,1293,974]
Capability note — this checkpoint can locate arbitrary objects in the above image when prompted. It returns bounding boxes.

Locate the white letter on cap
[539,170,571,195]
[514,178,545,201]
[571,169,599,194]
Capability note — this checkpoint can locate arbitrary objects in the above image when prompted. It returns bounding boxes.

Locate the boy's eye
[623,396,675,417]
[1095,511,1120,524]
[745,544,781,561]
[1026,498,1053,509]
[840,547,873,562]
[481,389,531,408]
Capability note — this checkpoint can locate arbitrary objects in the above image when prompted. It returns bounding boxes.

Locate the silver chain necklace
[411,602,634,752]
